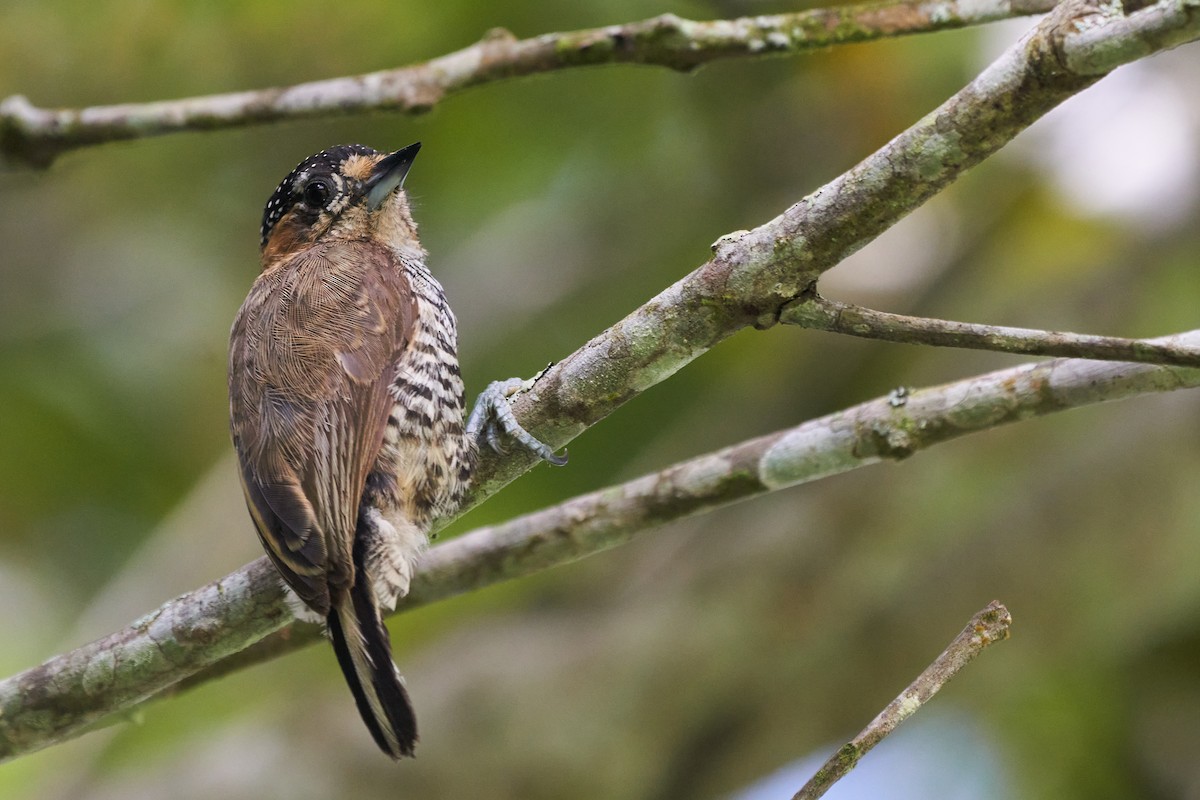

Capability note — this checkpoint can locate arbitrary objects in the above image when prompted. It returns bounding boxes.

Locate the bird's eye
[302,179,333,209]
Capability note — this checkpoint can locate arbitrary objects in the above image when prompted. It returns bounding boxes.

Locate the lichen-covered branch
[3,335,1196,761]
[1063,0,1200,73]
[0,0,1057,168]
[0,558,289,761]
[785,293,1200,366]
[792,602,1013,800]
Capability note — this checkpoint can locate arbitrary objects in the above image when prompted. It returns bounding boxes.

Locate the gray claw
[486,422,506,455]
[466,378,568,466]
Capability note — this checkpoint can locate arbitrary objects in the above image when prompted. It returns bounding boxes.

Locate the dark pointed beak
[365,142,421,211]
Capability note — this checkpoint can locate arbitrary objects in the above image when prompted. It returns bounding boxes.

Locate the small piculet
[228,143,566,758]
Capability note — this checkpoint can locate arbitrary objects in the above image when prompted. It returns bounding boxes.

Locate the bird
[228,142,566,759]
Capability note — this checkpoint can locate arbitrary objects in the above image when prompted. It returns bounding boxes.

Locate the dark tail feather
[327,564,418,758]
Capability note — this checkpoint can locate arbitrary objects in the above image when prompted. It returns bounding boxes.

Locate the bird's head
[259,142,423,266]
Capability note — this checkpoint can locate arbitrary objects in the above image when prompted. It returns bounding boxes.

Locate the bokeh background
[3,2,1200,798]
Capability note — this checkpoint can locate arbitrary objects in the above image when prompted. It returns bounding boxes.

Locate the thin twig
[2,338,1195,761]
[792,601,1013,800]
[785,293,1200,366]
[0,0,1057,168]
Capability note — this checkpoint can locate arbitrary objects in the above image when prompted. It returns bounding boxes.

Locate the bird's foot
[466,374,568,466]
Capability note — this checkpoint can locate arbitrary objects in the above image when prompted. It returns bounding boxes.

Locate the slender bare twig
[792,601,1013,800]
[0,0,1058,168]
[785,293,1200,366]
[2,338,1195,761]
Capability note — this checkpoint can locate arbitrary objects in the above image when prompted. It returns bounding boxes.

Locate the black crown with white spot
[259,144,380,248]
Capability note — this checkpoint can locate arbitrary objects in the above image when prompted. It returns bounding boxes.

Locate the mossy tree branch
[2,334,1197,760]
[0,0,1059,168]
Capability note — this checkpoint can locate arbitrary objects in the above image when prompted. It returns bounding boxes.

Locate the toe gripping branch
[465,376,569,466]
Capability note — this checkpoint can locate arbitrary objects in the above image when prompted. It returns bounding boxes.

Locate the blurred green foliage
[2,1,1200,798]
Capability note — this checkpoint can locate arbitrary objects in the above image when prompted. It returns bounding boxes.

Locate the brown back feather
[230,241,416,613]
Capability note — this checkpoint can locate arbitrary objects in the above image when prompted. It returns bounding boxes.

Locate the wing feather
[230,242,415,614]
